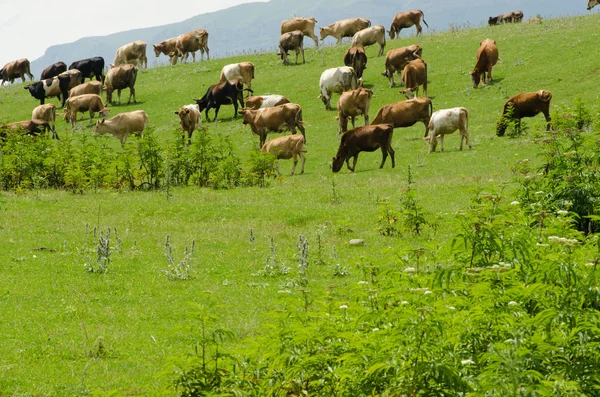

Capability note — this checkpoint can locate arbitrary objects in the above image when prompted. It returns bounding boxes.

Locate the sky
[0,0,267,67]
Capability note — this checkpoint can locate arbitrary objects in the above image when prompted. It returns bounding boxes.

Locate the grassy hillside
[1,14,600,395]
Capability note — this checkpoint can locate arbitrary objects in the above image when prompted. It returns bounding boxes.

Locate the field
[2,14,600,396]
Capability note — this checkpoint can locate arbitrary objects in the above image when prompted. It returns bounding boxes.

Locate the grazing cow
[193,79,251,122]
[278,31,305,65]
[471,39,499,88]
[0,58,34,83]
[489,11,523,25]
[381,44,422,87]
[319,18,371,44]
[343,47,367,79]
[64,94,111,128]
[176,29,210,63]
[332,124,395,173]
[69,81,102,98]
[371,97,433,138]
[588,0,599,10]
[31,104,59,139]
[281,17,319,47]
[40,61,67,79]
[427,107,471,153]
[2,119,51,137]
[112,41,148,69]
[220,62,255,89]
[318,66,360,110]
[69,57,104,83]
[496,90,552,136]
[174,104,202,145]
[388,10,429,39]
[399,58,427,99]
[351,25,386,56]
[336,88,374,133]
[94,110,149,146]
[239,103,306,147]
[153,37,178,59]
[261,134,307,175]
[525,16,543,23]
[245,95,290,110]
[104,64,137,105]
[24,77,65,106]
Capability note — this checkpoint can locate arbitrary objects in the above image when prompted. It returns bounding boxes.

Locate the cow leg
[187,130,193,146]
[440,134,445,152]
[89,111,95,126]
[301,48,305,64]
[364,113,369,126]
[310,34,319,48]
[350,154,358,172]
[516,119,521,134]
[290,153,297,176]
[128,87,136,104]
[429,134,437,153]
[416,24,422,36]
[423,120,429,138]
[389,145,395,168]
[378,42,385,57]
[205,108,211,122]
[543,111,552,131]
[299,151,306,174]
[117,89,122,105]
[297,121,306,144]
[214,105,220,122]
[192,52,196,62]
[380,148,388,168]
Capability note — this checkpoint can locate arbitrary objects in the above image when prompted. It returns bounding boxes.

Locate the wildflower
[461,359,475,365]
[510,201,520,206]
[548,236,580,246]
[339,304,348,310]
[534,191,544,195]
[557,210,569,215]
[536,243,549,247]
[358,281,368,285]
[508,301,518,306]
[447,306,456,310]
[278,290,291,294]
[372,328,380,332]
[401,301,409,305]
[403,267,417,273]
[424,290,432,295]
[585,263,595,267]
[564,200,573,208]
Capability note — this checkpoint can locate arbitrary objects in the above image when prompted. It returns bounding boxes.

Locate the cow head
[94,118,106,136]
[332,155,344,173]
[588,0,599,9]
[537,90,552,102]
[399,88,416,99]
[470,69,481,88]
[153,44,162,57]
[319,28,328,41]
[387,29,395,40]
[238,108,253,125]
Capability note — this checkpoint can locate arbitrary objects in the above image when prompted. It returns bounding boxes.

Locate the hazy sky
[0,0,267,67]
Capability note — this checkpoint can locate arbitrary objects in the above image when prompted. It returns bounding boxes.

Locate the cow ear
[174,111,180,115]
[100,118,105,124]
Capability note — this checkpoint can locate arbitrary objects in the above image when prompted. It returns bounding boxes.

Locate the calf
[69,81,102,98]
[2,119,51,137]
[496,90,552,136]
[278,31,305,65]
[261,134,307,175]
[153,37,178,59]
[0,58,34,83]
[94,110,149,146]
[399,58,427,99]
[471,39,498,88]
[381,44,422,87]
[319,18,371,44]
[318,66,360,110]
[69,57,104,83]
[31,104,59,139]
[239,103,306,147]
[525,16,543,23]
[64,94,111,128]
[371,97,432,138]
[176,30,210,63]
[174,104,202,145]
[427,107,471,153]
[332,124,395,173]
[220,62,255,89]
[343,47,367,79]
[351,25,386,56]
[104,64,137,105]
[245,95,290,110]
[281,17,319,47]
[336,88,374,133]
[388,10,429,39]
[40,61,67,79]
[193,79,251,122]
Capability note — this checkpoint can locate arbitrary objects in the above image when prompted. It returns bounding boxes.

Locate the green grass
[1,14,600,395]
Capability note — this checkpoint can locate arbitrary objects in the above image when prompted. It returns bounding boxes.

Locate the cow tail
[297,108,303,124]
[429,99,433,117]
[251,64,255,79]
[421,11,429,28]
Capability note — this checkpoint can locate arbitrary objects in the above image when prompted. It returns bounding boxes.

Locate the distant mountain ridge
[30,0,586,77]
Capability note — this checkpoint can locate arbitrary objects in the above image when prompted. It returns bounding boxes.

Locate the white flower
[548,236,580,246]
[536,243,549,247]
[372,328,380,332]
[404,267,417,273]
[564,201,573,208]
[447,306,456,310]
[358,281,369,285]
[278,290,291,294]
[508,301,518,306]
[339,304,348,310]
[32,255,37,259]
[585,263,596,267]
[461,359,475,365]
[401,301,410,305]
[424,290,433,295]
[534,191,544,195]
[510,201,520,206]
[557,210,569,215]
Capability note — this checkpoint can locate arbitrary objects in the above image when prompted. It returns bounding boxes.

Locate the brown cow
[388,10,429,39]
[2,119,51,137]
[105,65,138,105]
[525,16,542,23]
[220,62,255,89]
[112,40,148,69]
[336,88,374,133]
[351,25,386,56]
[245,95,290,110]
[176,29,210,63]
[281,17,319,47]
[0,58,34,83]
[381,44,422,87]
[64,94,111,128]
[588,0,599,10]
[174,104,202,145]
[278,31,305,65]
[95,110,149,146]
[371,97,432,138]
[239,103,306,147]
[31,104,59,139]
[261,134,307,176]
[496,90,552,136]
[332,124,395,173]
[153,37,178,59]
[399,58,427,99]
[69,81,103,98]
[40,62,67,80]
[470,39,499,88]
[319,18,371,44]
[343,47,367,79]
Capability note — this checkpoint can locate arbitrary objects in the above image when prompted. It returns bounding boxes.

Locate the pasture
[1,14,600,396]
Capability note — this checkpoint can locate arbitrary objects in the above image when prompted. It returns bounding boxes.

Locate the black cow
[68,57,104,83]
[193,79,253,122]
[40,61,67,79]
[24,74,73,106]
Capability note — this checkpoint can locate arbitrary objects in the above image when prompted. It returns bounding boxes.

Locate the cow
[59,69,82,91]
[193,79,251,122]
[388,10,429,39]
[399,58,427,99]
[318,66,360,110]
[176,29,210,63]
[245,95,290,110]
[489,11,523,25]
[381,44,423,87]
[278,31,305,65]
[319,18,371,44]
[104,64,137,105]
[153,37,178,60]
[2,119,51,137]
[470,39,498,88]
[94,110,149,146]
[64,94,111,128]
[371,97,432,138]
[351,25,386,56]
[174,104,202,145]
[69,57,104,83]
[281,17,319,47]
[588,0,599,10]
[332,124,395,173]
[40,61,67,80]
[343,47,367,79]
[525,16,543,23]
[220,62,255,89]
[69,81,102,98]
[336,88,374,133]
[112,41,148,69]
[261,134,307,176]
[511,11,524,22]
[496,90,552,136]
[24,77,66,106]
[238,103,306,147]
[427,107,471,153]
[0,58,34,83]
[31,104,59,139]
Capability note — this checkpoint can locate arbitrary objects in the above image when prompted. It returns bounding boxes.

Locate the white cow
[588,0,599,10]
[318,66,360,110]
[246,95,290,109]
[427,107,471,153]
[219,62,255,89]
